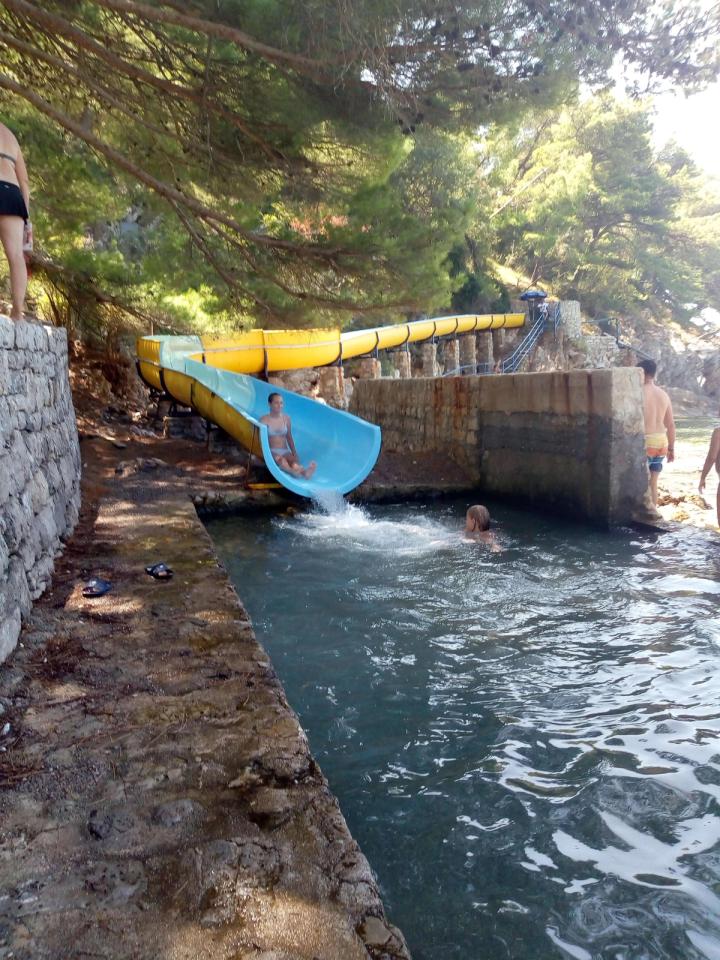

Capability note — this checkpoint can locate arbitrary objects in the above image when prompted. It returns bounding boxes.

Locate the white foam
[284,498,459,555]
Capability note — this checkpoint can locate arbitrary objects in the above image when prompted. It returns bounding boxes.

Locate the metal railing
[499,312,546,372]
[552,301,562,334]
[443,301,561,376]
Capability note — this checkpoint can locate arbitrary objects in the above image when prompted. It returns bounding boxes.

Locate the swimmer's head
[466,504,491,532]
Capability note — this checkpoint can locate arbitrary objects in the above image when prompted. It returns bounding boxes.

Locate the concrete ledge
[0,474,409,959]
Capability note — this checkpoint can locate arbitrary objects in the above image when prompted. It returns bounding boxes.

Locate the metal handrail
[441,320,544,377]
[500,314,546,372]
[442,301,561,377]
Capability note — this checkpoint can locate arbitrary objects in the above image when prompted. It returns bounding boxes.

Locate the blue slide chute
[184,359,381,497]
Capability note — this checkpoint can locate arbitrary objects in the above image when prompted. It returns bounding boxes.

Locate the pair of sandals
[82,563,173,598]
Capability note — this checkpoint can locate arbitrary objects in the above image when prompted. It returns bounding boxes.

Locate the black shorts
[0,180,28,220]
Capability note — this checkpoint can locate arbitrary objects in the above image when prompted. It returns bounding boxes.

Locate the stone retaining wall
[0,316,81,662]
[350,368,648,524]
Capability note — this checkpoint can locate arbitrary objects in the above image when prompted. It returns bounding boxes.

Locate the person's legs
[716,486,719,528]
[273,452,304,476]
[0,216,26,321]
[273,451,316,479]
[647,456,663,506]
[649,470,659,505]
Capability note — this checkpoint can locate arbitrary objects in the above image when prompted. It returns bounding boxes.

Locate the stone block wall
[349,368,648,525]
[0,317,81,662]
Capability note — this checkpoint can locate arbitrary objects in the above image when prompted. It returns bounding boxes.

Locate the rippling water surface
[206,494,720,960]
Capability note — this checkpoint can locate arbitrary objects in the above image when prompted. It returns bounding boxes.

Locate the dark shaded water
[206,495,720,960]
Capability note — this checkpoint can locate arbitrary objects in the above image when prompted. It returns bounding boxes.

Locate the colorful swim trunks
[646,431,668,473]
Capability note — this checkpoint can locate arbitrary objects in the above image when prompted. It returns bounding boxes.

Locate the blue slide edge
[182,358,382,497]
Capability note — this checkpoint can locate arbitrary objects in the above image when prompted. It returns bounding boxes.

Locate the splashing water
[311,488,347,516]
[295,496,464,555]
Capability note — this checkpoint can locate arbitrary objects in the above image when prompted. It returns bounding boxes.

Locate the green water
[206,437,720,960]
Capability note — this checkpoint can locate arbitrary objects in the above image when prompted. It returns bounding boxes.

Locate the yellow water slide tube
[136,312,524,496]
[137,313,524,388]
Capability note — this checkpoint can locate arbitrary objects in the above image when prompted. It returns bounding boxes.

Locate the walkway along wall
[350,368,648,525]
[0,316,81,662]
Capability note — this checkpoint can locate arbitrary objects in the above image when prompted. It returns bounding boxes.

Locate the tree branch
[0,72,353,262]
[91,0,329,76]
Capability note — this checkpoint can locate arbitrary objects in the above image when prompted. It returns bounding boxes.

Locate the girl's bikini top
[267,418,288,438]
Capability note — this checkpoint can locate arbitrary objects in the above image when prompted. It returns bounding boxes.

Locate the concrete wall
[0,316,81,662]
[350,368,648,525]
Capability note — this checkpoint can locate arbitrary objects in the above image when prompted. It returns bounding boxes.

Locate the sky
[651,81,720,179]
[651,81,720,326]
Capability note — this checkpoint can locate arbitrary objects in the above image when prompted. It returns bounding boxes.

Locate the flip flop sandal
[145,562,173,580]
[82,577,112,598]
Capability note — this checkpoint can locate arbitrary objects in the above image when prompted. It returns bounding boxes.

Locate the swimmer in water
[464,504,501,552]
[260,392,317,479]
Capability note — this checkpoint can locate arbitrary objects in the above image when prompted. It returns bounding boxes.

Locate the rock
[115,457,169,477]
[87,807,113,840]
[163,414,206,442]
[359,915,410,957]
[87,805,138,840]
[248,787,294,830]
[359,916,393,948]
[152,798,206,827]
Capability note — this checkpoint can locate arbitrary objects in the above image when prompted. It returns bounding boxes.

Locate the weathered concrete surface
[351,450,477,503]
[350,368,648,524]
[0,438,409,960]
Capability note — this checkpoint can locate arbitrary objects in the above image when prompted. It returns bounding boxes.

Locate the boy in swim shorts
[638,359,675,507]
